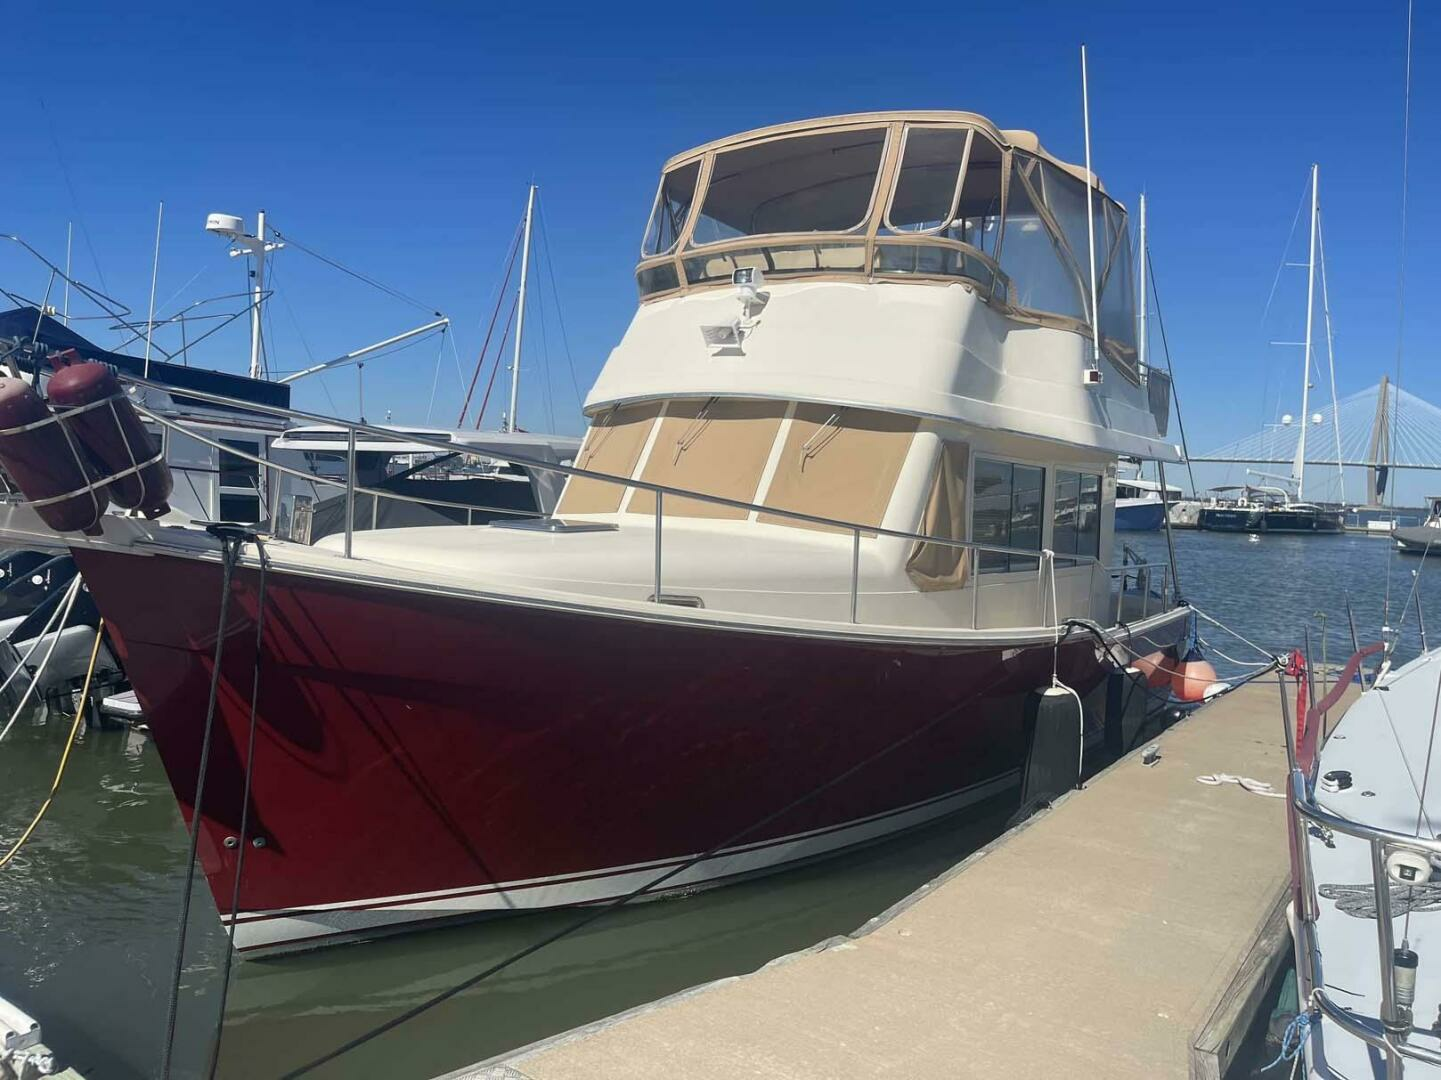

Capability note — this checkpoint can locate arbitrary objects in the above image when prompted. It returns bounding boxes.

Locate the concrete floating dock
[460,676,1315,1080]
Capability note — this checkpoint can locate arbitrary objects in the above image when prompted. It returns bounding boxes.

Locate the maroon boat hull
[73,547,1187,952]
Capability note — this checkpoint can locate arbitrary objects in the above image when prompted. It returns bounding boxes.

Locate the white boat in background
[1115,475,1180,531]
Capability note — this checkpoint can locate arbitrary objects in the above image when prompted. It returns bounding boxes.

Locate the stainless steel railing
[27,372,1181,633]
[1281,643,1441,1076]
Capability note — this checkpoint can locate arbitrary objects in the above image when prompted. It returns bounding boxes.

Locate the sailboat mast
[1294,164,1319,503]
[1137,193,1147,373]
[507,184,537,433]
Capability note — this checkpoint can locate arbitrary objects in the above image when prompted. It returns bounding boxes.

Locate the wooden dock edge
[1188,885,1293,1080]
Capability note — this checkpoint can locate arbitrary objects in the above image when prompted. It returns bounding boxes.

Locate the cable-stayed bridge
[1189,377,1441,501]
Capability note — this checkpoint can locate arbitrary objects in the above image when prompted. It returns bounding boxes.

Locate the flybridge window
[641,160,700,257]
[689,129,887,245]
[884,128,971,233]
[1001,159,1087,321]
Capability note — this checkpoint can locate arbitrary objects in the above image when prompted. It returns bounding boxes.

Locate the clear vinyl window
[689,128,887,245]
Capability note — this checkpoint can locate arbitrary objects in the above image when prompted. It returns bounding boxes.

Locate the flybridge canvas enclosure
[0,307,292,413]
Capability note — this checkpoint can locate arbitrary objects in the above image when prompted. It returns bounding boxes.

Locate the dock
[459,676,1314,1080]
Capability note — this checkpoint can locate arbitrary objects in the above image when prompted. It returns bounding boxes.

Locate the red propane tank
[0,377,107,533]
[48,361,171,517]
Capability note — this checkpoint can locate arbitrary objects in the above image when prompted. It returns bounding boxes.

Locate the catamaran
[0,110,1191,953]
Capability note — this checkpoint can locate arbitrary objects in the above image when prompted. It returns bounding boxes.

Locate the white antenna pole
[144,201,164,378]
[1081,44,1102,373]
[1294,163,1319,503]
[1137,192,1147,373]
[507,184,537,433]
[62,222,72,327]
[250,209,268,380]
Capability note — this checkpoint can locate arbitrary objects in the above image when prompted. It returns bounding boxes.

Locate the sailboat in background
[1198,164,1344,535]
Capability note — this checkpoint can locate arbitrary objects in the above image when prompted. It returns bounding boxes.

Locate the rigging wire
[0,577,84,744]
[458,223,524,426]
[532,257,558,434]
[1314,213,1346,503]
[267,227,439,315]
[38,98,110,297]
[1144,253,1199,499]
[1385,0,1416,629]
[272,259,340,415]
[535,196,586,411]
[1255,176,1314,440]
[475,293,520,430]
[426,327,449,424]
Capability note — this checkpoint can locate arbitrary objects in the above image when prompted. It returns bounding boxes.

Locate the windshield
[642,160,700,257]
[689,128,887,244]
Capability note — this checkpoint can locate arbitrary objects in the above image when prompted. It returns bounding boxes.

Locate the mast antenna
[1080,44,1102,383]
[144,202,164,378]
[508,184,537,432]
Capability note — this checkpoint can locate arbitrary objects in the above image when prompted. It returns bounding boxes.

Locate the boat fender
[0,377,107,534]
[47,359,172,518]
[1170,645,1220,704]
[1134,649,1177,690]
[1013,685,1083,824]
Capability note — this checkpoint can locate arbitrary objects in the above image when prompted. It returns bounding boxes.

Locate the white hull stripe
[229,772,1018,954]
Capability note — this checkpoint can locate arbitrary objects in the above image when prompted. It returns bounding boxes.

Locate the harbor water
[1,528,1439,1078]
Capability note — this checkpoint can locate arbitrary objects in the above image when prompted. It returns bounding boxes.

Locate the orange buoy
[1134,649,1177,690]
[48,359,172,517]
[0,377,107,533]
[1171,646,1221,703]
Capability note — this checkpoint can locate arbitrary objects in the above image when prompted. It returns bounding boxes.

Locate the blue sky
[4,0,1437,501]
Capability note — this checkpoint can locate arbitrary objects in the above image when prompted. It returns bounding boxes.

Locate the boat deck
[453,677,1308,1079]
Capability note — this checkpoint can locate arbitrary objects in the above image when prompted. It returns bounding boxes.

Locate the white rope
[1196,773,1286,799]
[1191,606,1277,663]
[1198,634,1275,669]
[0,576,84,743]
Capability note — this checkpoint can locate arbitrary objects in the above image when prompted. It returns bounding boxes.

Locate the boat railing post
[653,489,663,603]
[1417,589,1429,653]
[849,528,860,624]
[1036,553,1046,627]
[1141,568,1151,620]
[1370,837,1406,1068]
[971,555,981,629]
[1304,625,1318,714]
[344,426,356,559]
[1345,591,1367,688]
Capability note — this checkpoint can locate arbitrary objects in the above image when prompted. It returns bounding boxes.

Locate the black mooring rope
[204,536,269,1079]
[158,526,246,1080]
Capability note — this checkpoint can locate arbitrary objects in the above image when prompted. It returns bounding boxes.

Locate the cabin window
[759,404,917,533]
[219,437,262,523]
[883,128,971,234]
[554,402,663,515]
[641,160,701,257]
[1000,158,1087,321]
[1053,470,1102,565]
[689,128,887,245]
[972,459,1044,573]
[629,399,785,519]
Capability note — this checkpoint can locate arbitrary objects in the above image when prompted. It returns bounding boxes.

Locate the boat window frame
[682,122,895,252]
[880,125,974,237]
[639,157,704,260]
[969,452,1049,575]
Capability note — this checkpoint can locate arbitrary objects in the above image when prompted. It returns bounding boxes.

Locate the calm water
[1,529,1438,1079]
